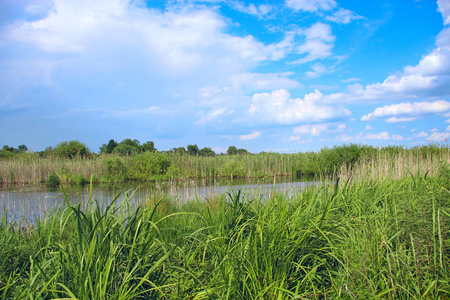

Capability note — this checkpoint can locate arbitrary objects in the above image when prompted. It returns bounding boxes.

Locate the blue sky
[1,0,449,153]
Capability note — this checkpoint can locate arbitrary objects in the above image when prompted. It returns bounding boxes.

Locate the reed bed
[1,165,449,298]
[0,144,449,186]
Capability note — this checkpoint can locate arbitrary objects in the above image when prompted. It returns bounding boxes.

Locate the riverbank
[1,144,448,187]
[1,166,449,298]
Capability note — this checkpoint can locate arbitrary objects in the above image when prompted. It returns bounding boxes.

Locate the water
[0,177,318,222]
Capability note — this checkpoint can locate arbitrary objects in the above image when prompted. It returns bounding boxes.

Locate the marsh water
[1,176,318,222]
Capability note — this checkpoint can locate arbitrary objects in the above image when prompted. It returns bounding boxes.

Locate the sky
[1,0,449,154]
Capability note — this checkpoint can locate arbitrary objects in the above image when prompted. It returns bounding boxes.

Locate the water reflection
[0,177,318,222]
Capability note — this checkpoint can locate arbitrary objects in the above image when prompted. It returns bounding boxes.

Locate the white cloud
[286,0,337,12]
[3,0,296,75]
[392,134,404,141]
[231,72,301,91]
[361,100,450,121]
[365,125,373,130]
[320,6,450,105]
[305,63,328,78]
[195,108,228,125]
[249,89,350,125]
[232,2,272,19]
[427,131,450,142]
[287,136,313,144]
[438,0,450,25]
[292,23,335,64]
[385,117,417,123]
[325,8,364,24]
[414,131,429,138]
[365,131,391,140]
[293,123,345,136]
[239,130,261,140]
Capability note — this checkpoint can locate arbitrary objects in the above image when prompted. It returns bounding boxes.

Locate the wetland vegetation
[0,142,449,299]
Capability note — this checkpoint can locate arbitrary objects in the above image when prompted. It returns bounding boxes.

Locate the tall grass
[1,164,449,298]
[2,144,449,186]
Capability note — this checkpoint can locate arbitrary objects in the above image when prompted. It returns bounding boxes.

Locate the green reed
[1,163,449,299]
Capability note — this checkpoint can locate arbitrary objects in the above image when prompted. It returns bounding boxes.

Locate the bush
[104,156,129,182]
[54,140,90,158]
[130,153,171,180]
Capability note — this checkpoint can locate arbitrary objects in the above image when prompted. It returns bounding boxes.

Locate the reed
[1,164,449,298]
[0,144,449,186]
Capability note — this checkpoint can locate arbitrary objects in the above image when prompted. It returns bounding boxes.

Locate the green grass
[1,165,449,299]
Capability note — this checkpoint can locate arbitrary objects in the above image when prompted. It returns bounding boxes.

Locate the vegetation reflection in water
[0,176,316,222]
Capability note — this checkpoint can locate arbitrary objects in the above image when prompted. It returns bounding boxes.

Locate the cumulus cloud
[239,130,261,140]
[325,8,364,24]
[364,125,373,130]
[361,100,450,121]
[2,0,296,75]
[285,0,337,12]
[249,89,351,125]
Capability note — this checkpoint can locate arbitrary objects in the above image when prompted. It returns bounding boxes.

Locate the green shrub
[46,173,60,189]
[104,156,129,182]
[130,152,171,180]
[54,140,91,158]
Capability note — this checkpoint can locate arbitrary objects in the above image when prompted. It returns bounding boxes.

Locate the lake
[0,176,318,222]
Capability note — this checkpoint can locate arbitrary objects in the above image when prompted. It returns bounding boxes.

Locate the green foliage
[17,144,28,153]
[45,173,60,189]
[187,144,199,156]
[0,149,14,159]
[227,145,249,155]
[54,140,90,158]
[99,139,118,154]
[112,144,139,156]
[140,141,156,153]
[129,152,171,180]
[198,147,215,157]
[104,156,129,182]
[219,159,246,178]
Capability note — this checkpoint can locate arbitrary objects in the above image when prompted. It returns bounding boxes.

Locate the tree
[18,144,28,153]
[54,140,90,158]
[140,141,156,153]
[198,147,215,157]
[227,146,238,155]
[172,147,186,155]
[100,139,118,154]
[187,144,199,156]
[227,146,249,155]
[112,144,139,156]
[121,139,140,148]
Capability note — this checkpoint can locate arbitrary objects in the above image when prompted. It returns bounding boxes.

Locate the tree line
[0,139,250,159]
